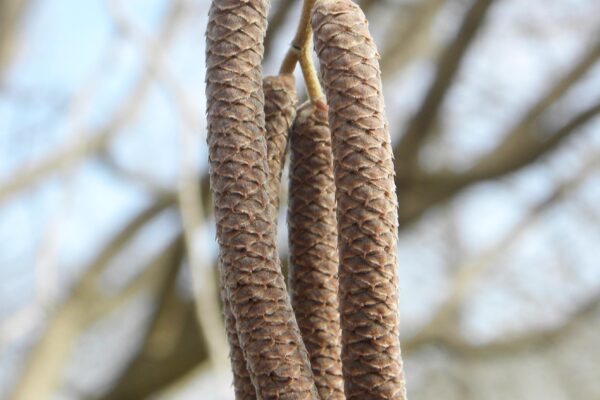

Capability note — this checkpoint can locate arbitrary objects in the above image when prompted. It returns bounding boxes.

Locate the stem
[280,0,324,103]
[299,30,324,102]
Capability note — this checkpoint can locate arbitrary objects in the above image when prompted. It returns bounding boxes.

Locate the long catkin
[206,1,318,398]
[312,1,407,399]
[221,74,297,400]
[289,101,345,400]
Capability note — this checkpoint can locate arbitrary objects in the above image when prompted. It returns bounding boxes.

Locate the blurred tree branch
[0,0,28,81]
[394,29,600,223]
[0,0,185,204]
[356,0,378,15]
[8,202,181,400]
[397,98,600,225]
[380,0,447,79]
[264,0,296,61]
[105,2,228,370]
[395,0,496,169]
[402,153,600,355]
[97,236,209,400]
[464,36,600,179]
[403,291,600,358]
[98,149,174,196]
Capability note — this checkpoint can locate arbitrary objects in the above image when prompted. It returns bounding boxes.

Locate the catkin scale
[220,272,256,399]
[206,1,318,399]
[312,1,407,399]
[289,101,346,400]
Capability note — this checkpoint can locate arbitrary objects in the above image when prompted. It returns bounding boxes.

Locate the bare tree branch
[463,102,600,182]
[511,36,600,131]
[403,291,600,358]
[397,99,600,226]
[0,0,29,81]
[264,0,296,61]
[395,0,496,169]
[380,0,447,79]
[8,210,181,400]
[394,32,600,226]
[402,154,600,356]
[356,0,378,15]
[0,1,185,204]
[98,149,174,196]
[99,241,209,400]
[104,1,228,371]
[87,235,185,322]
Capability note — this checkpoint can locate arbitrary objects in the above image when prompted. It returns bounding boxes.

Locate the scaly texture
[312,1,407,399]
[220,272,256,399]
[219,75,297,400]
[206,1,319,398]
[264,74,297,212]
[289,101,345,400]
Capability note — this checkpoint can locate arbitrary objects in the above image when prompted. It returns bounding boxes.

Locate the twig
[280,0,324,102]
[298,31,324,103]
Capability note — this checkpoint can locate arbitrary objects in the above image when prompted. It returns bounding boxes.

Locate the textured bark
[289,101,345,399]
[206,1,318,398]
[312,1,407,399]
[264,74,297,212]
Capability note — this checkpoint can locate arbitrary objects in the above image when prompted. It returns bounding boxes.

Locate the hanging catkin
[289,101,345,400]
[206,1,319,398]
[312,0,407,399]
[220,74,297,400]
[264,74,297,212]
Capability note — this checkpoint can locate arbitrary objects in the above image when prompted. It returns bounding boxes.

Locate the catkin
[221,74,297,400]
[312,1,407,399]
[289,101,345,400]
[264,74,297,212]
[206,1,318,399]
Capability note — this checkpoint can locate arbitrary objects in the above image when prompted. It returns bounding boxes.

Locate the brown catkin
[312,1,407,399]
[221,75,297,400]
[206,1,318,399]
[264,74,297,212]
[289,101,345,400]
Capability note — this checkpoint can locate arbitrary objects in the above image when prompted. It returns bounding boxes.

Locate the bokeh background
[1,0,600,398]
